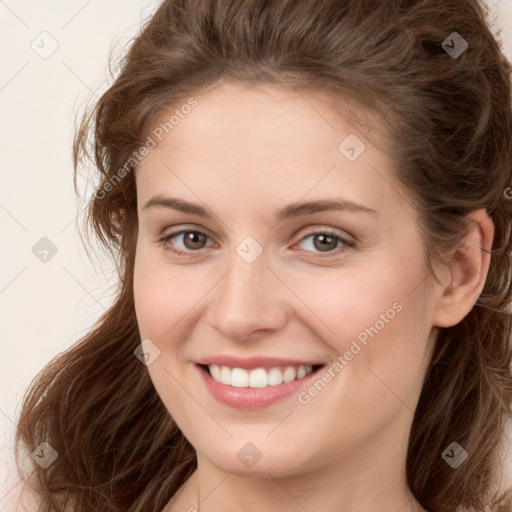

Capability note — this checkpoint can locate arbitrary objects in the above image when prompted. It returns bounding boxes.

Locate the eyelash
[158,228,356,258]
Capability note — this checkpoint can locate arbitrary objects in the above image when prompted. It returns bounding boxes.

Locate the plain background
[1,0,511,507]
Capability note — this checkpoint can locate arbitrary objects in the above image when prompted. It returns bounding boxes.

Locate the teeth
[220,366,231,385]
[231,368,249,387]
[282,367,296,382]
[248,368,267,388]
[207,364,314,387]
[267,367,282,386]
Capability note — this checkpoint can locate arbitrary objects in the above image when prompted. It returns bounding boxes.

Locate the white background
[1,0,511,507]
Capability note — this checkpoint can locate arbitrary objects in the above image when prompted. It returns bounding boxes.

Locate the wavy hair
[15,0,512,511]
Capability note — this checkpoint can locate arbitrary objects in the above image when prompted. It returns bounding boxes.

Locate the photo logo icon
[31,442,58,469]
[237,442,263,468]
[134,338,161,366]
[338,134,366,162]
[442,441,468,469]
[32,237,58,263]
[236,236,263,264]
[31,31,59,59]
[441,32,468,59]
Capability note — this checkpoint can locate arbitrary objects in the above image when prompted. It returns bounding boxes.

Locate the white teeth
[296,365,307,379]
[207,364,314,387]
[282,367,297,382]
[210,364,222,382]
[231,368,249,387]
[220,366,231,385]
[267,367,283,386]
[248,368,267,388]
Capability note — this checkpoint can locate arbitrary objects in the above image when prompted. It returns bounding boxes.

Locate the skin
[133,79,494,512]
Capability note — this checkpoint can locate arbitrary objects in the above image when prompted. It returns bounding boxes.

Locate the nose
[206,248,289,342]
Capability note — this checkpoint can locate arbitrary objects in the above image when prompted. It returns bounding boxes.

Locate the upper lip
[197,356,326,369]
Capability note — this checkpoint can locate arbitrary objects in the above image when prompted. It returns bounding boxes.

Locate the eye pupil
[184,231,207,249]
[314,234,338,252]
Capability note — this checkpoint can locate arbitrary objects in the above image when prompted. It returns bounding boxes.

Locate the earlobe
[432,209,494,328]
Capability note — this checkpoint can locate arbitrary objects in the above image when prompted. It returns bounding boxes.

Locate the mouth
[196,360,326,409]
[200,363,324,388]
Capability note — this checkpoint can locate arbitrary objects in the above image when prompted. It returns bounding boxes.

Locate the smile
[206,364,315,388]
[196,357,326,409]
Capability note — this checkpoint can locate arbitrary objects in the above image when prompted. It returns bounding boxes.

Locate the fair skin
[133,79,493,512]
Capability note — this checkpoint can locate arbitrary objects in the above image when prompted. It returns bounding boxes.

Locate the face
[133,79,439,479]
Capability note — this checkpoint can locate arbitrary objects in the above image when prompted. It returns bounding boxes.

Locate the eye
[158,229,214,256]
[295,230,355,256]
[158,228,355,257]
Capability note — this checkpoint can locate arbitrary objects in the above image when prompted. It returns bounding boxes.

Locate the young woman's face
[133,79,440,479]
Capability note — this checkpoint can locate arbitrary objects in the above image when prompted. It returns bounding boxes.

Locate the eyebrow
[142,195,379,221]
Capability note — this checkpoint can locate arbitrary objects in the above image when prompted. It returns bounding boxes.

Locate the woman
[14,0,512,511]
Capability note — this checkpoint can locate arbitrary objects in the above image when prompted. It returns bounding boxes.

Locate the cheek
[133,244,202,341]
[290,259,427,347]
[133,246,201,431]
[286,268,433,455]
[290,253,433,401]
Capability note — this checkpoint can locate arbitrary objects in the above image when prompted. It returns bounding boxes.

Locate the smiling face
[133,79,440,481]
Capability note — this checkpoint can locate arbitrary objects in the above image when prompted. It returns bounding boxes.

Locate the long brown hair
[15,0,512,510]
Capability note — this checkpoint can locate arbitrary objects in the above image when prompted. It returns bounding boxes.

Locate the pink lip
[196,363,324,409]
[197,355,324,369]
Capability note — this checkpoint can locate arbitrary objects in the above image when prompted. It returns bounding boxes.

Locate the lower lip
[197,365,323,409]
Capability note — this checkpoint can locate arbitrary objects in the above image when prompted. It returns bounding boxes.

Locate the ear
[432,209,494,328]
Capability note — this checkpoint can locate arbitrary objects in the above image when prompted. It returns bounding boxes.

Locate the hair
[14,0,512,511]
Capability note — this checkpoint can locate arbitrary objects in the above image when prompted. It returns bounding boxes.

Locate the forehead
[135,79,409,216]
[151,79,379,150]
